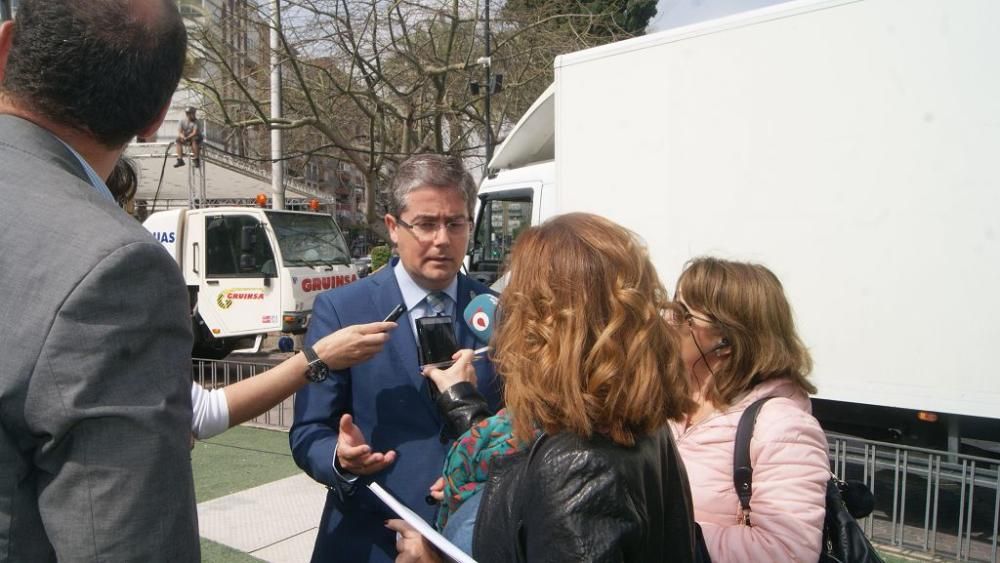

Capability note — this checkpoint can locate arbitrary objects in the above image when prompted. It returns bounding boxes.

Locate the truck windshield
[265,211,352,268]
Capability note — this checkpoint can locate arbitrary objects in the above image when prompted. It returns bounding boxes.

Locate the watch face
[307,363,329,383]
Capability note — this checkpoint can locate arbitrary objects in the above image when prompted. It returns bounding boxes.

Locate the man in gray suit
[0,1,198,561]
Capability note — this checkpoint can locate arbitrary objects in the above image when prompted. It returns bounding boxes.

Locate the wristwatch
[302,345,330,382]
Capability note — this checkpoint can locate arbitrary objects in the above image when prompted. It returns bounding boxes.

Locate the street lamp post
[483,0,493,167]
[270,0,285,210]
[473,0,501,172]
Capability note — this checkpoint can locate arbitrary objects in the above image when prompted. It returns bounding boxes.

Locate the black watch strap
[302,345,329,382]
[302,344,321,365]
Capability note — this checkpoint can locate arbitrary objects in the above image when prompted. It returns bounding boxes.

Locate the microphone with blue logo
[463,293,498,345]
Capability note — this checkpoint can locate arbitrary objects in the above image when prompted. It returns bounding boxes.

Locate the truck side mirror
[261,259,277,277]
[260,259,276,287]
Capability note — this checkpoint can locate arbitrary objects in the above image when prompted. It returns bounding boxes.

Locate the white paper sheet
[368,482,477,563]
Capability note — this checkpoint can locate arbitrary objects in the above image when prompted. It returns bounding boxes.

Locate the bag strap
[733,397,774,526]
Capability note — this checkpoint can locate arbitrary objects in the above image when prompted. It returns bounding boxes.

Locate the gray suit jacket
[0,115,199,561]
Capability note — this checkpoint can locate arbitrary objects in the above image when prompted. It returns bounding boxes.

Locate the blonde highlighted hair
[676,257,816,407]
[494,213,693,446]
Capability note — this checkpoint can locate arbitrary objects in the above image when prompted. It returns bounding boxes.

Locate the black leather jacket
[472,429,697,563]
[435,383,697,562]
[436,381,493,439]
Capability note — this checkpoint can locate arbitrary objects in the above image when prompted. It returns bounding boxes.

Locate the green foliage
[370,245,392,272]
[615,0,660,34]
[503,0,658,37]
[493,0,657,122]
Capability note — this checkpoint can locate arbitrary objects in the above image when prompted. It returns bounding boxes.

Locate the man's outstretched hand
[337,413,397,475]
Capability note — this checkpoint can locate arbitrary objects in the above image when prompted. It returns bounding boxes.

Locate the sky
[649,0,791,32]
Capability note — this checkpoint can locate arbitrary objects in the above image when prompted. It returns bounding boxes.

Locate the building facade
[132,0,369,231]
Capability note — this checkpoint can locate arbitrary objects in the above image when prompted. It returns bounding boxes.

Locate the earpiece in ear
[713,338,731,356]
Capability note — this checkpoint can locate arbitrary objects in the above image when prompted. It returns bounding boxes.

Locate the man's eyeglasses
[396,217,473,241]
[666,302,716,328]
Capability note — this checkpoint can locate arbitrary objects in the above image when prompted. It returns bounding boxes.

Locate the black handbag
[733,397,884,563]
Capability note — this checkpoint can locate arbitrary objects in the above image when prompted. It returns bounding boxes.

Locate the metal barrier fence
[193,359,1000,562]
[829,434,999,562]
[192,357,295,430]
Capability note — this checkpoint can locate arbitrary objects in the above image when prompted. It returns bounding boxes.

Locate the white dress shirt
[393,260,458,340]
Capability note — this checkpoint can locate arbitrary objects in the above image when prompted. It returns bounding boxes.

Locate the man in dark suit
[0,1,198,561]
[291,154,502,562]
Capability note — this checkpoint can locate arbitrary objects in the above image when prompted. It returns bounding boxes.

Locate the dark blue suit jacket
[290,263,501,563]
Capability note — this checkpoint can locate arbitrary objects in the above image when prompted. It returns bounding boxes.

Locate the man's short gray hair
[388,154,477,218]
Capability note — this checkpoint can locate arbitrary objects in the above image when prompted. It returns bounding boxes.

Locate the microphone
[463,293,498,344]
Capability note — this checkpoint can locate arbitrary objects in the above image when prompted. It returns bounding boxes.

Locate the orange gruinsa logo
[217,288,265,309]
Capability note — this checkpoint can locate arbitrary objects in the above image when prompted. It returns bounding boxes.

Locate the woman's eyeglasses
[666,302,716,328]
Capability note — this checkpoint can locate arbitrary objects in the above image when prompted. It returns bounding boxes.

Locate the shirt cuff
[332,442,359,484]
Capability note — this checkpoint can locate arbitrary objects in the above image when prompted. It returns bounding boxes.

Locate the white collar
[393,259,459,312]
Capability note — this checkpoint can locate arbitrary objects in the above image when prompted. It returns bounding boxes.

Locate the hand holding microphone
[421,348,478,390]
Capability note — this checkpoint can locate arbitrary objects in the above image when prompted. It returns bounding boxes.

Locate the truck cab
[144,207,356,358]
[469,85,556,286]
[469,163,554,286]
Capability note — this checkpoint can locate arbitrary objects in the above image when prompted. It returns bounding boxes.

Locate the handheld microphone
[463,293,498,344]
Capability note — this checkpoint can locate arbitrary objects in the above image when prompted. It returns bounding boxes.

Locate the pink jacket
[670,378,829,562]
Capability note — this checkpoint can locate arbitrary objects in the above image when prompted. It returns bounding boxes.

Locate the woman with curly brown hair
[390,212,699,563]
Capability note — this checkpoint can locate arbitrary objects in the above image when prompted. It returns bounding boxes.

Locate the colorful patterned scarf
[436,409,535,530]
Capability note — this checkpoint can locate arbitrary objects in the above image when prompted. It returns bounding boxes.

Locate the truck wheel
[192,339,236,360]
[191,313,236,360]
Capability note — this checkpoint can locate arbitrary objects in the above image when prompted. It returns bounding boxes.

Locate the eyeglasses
[396,217,472,241]
[666,301,716,328]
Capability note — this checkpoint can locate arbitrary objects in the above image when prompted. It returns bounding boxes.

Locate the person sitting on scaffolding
[174,106,203,168]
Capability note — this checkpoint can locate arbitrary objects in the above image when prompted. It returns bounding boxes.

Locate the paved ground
[192,374,951,563]
[199,473,326,562]
[193,426,321,562]
[196,472,929,563]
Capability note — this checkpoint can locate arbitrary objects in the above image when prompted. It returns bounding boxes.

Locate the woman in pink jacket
[667,257,830,562]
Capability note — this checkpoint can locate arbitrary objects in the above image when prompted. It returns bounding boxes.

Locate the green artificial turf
[878,550,930,563]
[191,425,300,503]
[194,426,301,561]
[200,538,265,562]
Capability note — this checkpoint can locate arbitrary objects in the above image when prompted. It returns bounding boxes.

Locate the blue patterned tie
[425,291,447,316]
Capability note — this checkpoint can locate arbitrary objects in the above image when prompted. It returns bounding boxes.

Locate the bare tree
[186,0,650,232]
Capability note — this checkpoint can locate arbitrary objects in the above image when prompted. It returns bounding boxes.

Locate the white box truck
[469,0,1000,450]
[144,207,357,358]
